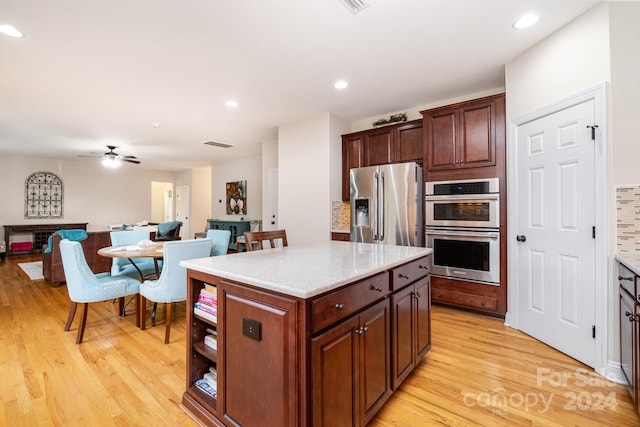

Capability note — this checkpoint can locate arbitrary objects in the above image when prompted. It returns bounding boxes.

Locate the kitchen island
[180,242,432,426]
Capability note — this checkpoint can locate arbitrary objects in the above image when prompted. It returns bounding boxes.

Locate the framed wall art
[226,180,247,215]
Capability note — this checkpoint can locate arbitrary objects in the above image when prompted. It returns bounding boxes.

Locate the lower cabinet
[311,299,391,427]
[391,277,431,388]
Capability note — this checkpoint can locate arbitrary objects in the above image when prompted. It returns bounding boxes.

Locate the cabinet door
[620,290,637,402]
[364,128,393,166]
[342,134,364,201]
[391,285,414,389]
[414,277,431,358]
[425,108,457,171]
[312,316,359,427]
[458,99,496,169]
[394,121,423,164]
[359,299,391,425]
[222,287,298,427]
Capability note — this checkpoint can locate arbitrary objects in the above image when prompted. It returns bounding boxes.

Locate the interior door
[175,185,190,239]
[515,98,596,367]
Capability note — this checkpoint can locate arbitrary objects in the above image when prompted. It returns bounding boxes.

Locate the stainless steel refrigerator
[350,162,424,246]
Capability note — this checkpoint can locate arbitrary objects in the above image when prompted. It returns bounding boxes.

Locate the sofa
[42,231,112,287]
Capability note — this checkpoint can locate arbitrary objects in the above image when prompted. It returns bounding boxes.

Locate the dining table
[98,242,165,282]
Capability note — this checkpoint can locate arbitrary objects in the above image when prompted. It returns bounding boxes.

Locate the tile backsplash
[616,185,640,254]
[331,201,350,232]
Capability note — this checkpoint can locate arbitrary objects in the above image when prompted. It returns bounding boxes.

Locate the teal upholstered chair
[154,221,183,241]
[110,230,158,279]
[205,229,231,256]
[59,239,140,343]
[139,238,212,343]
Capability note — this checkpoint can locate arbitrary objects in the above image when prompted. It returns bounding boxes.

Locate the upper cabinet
[341,119,422,200]
[422,94,505,178]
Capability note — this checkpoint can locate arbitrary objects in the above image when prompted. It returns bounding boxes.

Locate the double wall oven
[425,178,500,285]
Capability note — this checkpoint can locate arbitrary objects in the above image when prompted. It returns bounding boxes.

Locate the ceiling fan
[79,145,141,167]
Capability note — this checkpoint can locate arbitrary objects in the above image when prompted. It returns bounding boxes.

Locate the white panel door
[516,98,596,367]
[175,185,190,239]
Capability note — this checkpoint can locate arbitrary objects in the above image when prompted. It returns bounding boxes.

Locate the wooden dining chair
[243,230,288,251]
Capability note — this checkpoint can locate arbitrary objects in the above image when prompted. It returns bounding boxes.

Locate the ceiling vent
[204,141,233,149]
[339,0,368,14]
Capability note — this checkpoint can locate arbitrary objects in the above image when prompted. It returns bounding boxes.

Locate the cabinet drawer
[312,273,389,334]
[618,263,638,300]
[391,256,429,290]
[331,232,350,242]
[432,288,497,311]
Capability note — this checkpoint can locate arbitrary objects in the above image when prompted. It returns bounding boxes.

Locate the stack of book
[194,284,217,323]
[194,367,218,399]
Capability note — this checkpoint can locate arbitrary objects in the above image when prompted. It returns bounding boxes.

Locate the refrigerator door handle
[373,171,379,241]
[379,171,385,241]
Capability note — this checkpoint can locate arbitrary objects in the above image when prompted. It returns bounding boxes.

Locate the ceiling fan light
[102,156,121,168]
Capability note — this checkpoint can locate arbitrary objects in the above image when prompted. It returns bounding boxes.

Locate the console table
[3,223,88,256]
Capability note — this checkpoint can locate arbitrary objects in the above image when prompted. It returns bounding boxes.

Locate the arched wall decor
[25,171,64,219]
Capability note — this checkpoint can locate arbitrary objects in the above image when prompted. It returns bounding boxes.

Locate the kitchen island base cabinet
[182,248,432,426]
[391,277,431,389]
[312,299,391,427]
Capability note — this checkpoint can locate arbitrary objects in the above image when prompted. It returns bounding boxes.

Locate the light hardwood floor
[1,254,639,426]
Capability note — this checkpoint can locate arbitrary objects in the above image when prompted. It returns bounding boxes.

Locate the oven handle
[426,228,500,239]
[425,194,499,201]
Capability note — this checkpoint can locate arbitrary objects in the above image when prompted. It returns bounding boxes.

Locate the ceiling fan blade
[122,158,141,164]
[77,154,101,158]
[122,155,138,159]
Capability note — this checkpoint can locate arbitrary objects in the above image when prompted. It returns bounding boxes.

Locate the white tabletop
[180,241,431,299]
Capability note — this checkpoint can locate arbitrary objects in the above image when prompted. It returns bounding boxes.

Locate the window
[25,171,63,219]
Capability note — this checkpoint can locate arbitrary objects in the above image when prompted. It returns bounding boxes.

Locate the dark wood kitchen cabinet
[341,119,423,200]
[391,276,431,388]
[312,298,391,427]
[183,252,431,426]
[422,93,505,181]
[617,259,640,415]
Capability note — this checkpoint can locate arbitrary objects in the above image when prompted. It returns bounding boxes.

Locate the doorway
[151,182,174,224]
[508,84,607,371]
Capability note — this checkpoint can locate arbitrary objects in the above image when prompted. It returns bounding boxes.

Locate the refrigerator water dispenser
[355,199,369,226]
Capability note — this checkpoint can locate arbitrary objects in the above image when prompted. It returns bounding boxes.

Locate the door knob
[516,235,527,242]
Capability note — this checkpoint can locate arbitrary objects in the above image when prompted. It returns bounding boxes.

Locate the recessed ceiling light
[152,122,161,128]
[334,80,348,90]
[513,13,539,29]
[0,24,24,38]
[225,100,238,108]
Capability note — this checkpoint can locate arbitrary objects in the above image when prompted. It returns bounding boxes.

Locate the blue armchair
[110,230,159,279]
[205,229,231,256]
[59,239,140,343]
[139,238,212,343]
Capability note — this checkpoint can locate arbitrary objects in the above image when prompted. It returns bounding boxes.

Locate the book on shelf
[194,302,217,316]
[205,327,217,336]
[198,293,217,307]
[194,307,217,324]
[194,378,217,398]
[204,334,217,350]
[203,284,217,294]
[203,372,217,389]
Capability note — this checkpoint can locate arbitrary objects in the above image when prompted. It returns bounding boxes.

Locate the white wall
[610,1,640,186]
[278,113,349,244]
[0,154,176,240]
[210,155,262,222]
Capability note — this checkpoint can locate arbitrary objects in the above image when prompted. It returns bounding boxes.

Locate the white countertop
[615,253,640,276]
[180,242,432,299]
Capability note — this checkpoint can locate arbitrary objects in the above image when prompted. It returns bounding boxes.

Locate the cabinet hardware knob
[355,327,364,335]
[399,273,409,279]
[418,265,428,270]
[336,303,345,310]
[618,276,633,281]
[629,315,636,322]
[370,285,383,292]
[626,311,633,317]
[481,301,486,306]
[437,293,442,298]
